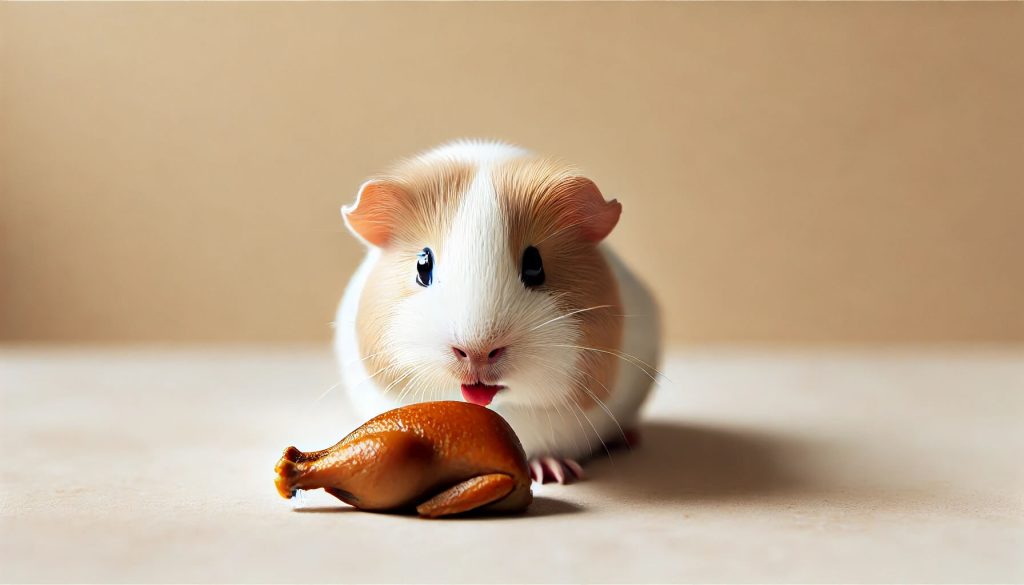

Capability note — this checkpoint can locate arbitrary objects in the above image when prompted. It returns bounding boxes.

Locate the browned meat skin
[274,401,532,518]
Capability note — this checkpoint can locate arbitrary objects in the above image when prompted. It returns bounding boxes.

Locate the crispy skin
[275,401,532,517]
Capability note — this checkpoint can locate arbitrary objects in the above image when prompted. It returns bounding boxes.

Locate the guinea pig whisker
[528,357,589,456]
[381,363,427,397]
[344,350,388,369]
[530,354,626,455]
[343,361,405,402]
[511,293,569,336]
[538,343,667,384]
[541,343,658,383]
[581,345,666,381]
[574,374,630,449]
[525,356,601,460]
[568,396,613,463]
[361,362,403,385]
[312,380,344,404]
[398,362,436,399]
[555,393,593,459]
[325,351,392,401]
[522,401,543,452]
[426,370,447,403]
[543,402,558,452]
[529,399,560,456]
[396,364,434,403]
[403,368,432,404]
[394,362,427,400]
[529,305,614,332]
[421,371,448,404]
[394,370,422,403]
[561,407,585,461]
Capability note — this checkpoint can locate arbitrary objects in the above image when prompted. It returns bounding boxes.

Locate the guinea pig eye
[520,246,545,288]
[416,247,434,287]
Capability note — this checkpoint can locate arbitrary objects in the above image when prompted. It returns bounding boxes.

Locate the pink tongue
[461,384,501,406]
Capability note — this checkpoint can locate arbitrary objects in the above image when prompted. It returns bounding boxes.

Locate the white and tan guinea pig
[334,140,661,484]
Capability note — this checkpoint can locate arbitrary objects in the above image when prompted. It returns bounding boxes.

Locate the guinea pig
[333,140,661,483]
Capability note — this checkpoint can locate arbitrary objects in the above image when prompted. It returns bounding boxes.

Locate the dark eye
[521,246,545,288]
[416,248,434,287]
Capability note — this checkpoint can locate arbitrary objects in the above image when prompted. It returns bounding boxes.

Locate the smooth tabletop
[1,346,1021,583]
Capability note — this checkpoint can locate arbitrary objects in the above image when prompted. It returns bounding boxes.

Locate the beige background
[1,2,1022,345]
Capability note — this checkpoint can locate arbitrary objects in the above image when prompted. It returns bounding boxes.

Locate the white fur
[413,139,529,167]
[335,140,661,461]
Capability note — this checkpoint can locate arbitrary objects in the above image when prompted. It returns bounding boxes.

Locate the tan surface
[1,346,1021,582]
[2,3,1023,345]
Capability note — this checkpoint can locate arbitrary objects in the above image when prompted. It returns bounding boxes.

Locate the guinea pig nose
[486,346,507,363]
[452,346,469,360]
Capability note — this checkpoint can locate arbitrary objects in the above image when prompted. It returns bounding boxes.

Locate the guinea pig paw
[529,457,585,484]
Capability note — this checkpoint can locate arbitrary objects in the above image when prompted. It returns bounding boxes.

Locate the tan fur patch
[355,158,474,395]
[492,157,624,412]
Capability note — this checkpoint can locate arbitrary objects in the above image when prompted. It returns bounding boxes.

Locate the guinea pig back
[274,401,532,518]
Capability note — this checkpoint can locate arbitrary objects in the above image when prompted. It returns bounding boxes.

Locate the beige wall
[1,2,1022,345]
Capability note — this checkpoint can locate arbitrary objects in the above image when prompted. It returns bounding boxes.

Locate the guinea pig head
[343,154,623,413]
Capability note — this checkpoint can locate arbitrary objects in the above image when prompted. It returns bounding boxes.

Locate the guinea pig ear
[341,179,407,247]
[556,177,622,243]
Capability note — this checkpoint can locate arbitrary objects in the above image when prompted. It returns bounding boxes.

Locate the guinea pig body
[333,140,661,480]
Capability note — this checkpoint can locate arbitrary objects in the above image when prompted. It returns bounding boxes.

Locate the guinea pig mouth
[460,383,505,407]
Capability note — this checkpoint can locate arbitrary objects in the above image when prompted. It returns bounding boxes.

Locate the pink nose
[452,345,506,364]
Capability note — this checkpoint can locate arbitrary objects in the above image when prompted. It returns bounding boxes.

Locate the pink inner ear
[564,178,621,243]
[342,180,405,247]
[581,197,622,243]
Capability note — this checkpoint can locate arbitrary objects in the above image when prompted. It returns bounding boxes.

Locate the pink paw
[529,457,585,484]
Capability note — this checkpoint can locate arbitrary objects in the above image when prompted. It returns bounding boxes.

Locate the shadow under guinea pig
[584,421,822,503]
